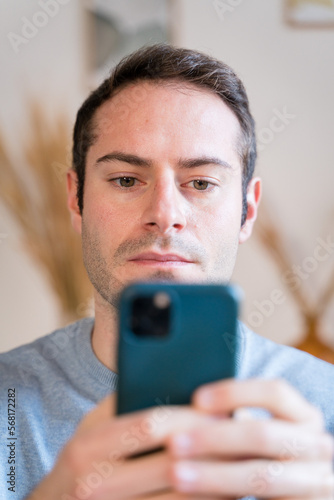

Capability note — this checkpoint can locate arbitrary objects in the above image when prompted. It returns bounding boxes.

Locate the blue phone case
[117,283,241,415]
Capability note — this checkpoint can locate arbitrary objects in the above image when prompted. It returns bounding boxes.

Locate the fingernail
[233,408,254,421]
[196,388,214,409]
[174,462,198,491]
[170,433,193,456]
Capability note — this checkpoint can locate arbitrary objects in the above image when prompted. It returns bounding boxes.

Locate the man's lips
[128,252,194,264]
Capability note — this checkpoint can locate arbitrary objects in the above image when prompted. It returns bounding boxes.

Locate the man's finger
[193,379,324,428]
[170,459,334,498]
[168,419,334,461]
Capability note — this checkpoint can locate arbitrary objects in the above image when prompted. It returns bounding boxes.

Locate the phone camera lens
[131,294,171,337]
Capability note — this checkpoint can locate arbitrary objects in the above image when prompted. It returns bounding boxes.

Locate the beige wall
[1,0,334,352]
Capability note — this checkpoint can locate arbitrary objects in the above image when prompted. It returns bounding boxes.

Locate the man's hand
[167,378,334,499]
[28,379,334,500]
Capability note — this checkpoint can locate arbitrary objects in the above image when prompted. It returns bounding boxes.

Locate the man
[1,44,333,499]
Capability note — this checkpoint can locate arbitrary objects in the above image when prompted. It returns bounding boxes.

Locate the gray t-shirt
[0,317,333,499]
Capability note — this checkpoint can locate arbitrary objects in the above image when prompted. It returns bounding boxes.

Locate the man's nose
[142,177,187,234]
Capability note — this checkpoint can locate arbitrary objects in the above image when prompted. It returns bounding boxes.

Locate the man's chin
[124,269,211,286]
[121,270,181,287]
[103,271,179,310]
[142,270,179,282]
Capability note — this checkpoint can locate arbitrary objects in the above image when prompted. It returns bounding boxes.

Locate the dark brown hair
[72,44,257,224]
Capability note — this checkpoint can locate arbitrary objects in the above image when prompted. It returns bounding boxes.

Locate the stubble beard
[81,220,238,311]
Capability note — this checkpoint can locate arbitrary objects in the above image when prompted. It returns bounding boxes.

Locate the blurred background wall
[1,0,334,356]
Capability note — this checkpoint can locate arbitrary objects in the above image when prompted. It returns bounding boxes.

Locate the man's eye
[193,179,209,190]
[116,177,136,188]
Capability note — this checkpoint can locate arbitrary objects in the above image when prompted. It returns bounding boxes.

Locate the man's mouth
[128,252,194,267]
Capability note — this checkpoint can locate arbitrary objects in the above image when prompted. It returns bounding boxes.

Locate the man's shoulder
[238,321,334,378]
[238,322,334,431]
[0,318,98,498]
[0,317,94,381]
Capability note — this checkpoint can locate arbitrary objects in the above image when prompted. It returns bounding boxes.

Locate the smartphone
[116,282,241,415]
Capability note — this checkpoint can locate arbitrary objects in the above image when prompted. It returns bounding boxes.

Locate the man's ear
[67,169,82,235]
[239,176,262,244]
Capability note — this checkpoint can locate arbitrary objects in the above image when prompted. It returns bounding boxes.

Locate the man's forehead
[94,80,240,128]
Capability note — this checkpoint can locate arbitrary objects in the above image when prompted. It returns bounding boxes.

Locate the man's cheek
[91,204,120,225]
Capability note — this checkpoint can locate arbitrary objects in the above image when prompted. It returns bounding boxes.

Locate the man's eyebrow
[95,152,232,170]
[178,156,233,170]
[95,152,153,167]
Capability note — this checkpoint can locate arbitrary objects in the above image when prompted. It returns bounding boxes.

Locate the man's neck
[91,293,119,373]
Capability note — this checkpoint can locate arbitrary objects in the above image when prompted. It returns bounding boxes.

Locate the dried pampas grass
[254,201,334,363]
[0,104,92,323]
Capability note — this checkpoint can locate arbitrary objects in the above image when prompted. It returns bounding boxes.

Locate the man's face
[68,82,259,307]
